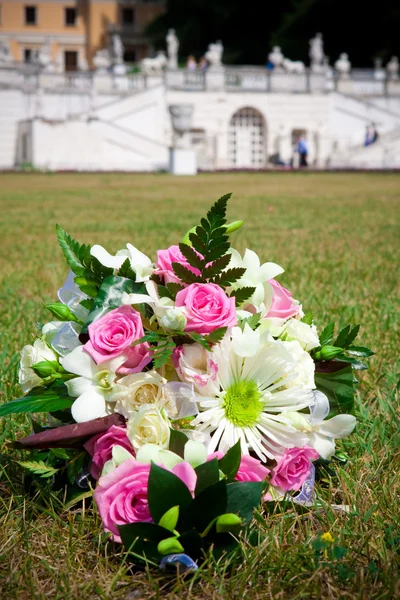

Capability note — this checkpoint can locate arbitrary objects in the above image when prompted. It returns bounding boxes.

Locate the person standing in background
[296,135,309,167]
[186,55,197,71]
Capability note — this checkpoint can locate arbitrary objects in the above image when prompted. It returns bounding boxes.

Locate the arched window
[228,107,266,168]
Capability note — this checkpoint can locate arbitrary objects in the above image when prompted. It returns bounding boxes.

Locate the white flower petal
[65,376,92,398]
[184,440,208,467]
[308,432,336,459]
[258,262,284,281]
[61,345,97,379]
[71,389,107,422]
[90,244,126,269]
[318,415,356,439]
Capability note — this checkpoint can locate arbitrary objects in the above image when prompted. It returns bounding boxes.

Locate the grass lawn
[0,172,399,599]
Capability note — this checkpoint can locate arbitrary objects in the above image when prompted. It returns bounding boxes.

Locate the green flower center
[223,380,263,427]
[95,370,114,391]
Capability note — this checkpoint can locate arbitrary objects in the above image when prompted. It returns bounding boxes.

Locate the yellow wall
[0,1,86,34]
[88,2,117,63]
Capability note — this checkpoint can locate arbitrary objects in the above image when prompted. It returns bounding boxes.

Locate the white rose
[127,404,171,450]
[112,371,167,419]
[282,319,319,352]
[19,339,58,394]
[160,308,187,331]
[282,340,316,389]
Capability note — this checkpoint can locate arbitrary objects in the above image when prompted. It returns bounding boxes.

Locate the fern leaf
[213,267,246,286]
[230,287,256,305]
[172,262,203,284]
[178,243,205,270]
[18,460,59,479]
[202,254,232,280]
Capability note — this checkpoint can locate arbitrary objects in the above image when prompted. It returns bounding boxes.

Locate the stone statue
[141,51,167,75]
[387,56,399,80]
[309,33,325,70]
[169,103,194,148]
[268,46,284,70]
[166,29,179,69]
[334,53,351,78]
[37,39,52,70]
[282,58,305,74]
[111,33,124,65]
[205,40,224,70]
[93,48,111,72]
[78,55,89,71]
[0,40,13,66]
[373,58,385,81]
[53,50,64,73]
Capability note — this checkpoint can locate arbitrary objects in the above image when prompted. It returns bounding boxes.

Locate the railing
[1,65,400,96]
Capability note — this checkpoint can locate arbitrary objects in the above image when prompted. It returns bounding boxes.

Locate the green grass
[0,172,399,600]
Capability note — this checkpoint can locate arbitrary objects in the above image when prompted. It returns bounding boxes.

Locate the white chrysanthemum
[190,328,314,462]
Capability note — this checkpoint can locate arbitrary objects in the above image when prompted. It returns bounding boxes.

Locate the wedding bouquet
[1,194,373,568]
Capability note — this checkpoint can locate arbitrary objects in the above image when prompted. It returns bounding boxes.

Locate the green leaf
[181,479,227,533]
[166,282,185,298]
[226,481,264,524]
[158,505,180,532]
[169,428,188,458]
[18,460,59,479]
[204,327,228,345]
[0,388,73,417]
[66,452,86,485]
[172,262,203,284]
[319,322,335,347]
[218,440,241,481]
[213,267,246,287]
[314,364,355,417]
[80,298,93,311]
[241,313,261,330]
[194,458,220,495]
[118,522,171,562]
[201,254,232,280]
[147,463,193,524]
[189,231,208,256]
[334,325,351,349]
[189,333,213,351]
[345,324,361,348]
[44,302,81,323]
[153,340,175,369]
[336,355,368,370]
[204,242,231,263]
[178,243,205,270]
[80,275,142,334]
[118,258,137,281]
[301,312,313,326]
[346,345,374,358]
[206,193,231,228]
[55,225,113,287]
[230,287,256,305]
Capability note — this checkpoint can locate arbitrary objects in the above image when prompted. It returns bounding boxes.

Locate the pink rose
[83,305,152,375]
[269,447,319,492]
[156,245,201,285]
[94,459,198,542]
[94,459,152,542]
[207,452,269,483]
[175,283,237,334]
[84,425,135,480]
[266,279,300,320]
[236,455,270,482]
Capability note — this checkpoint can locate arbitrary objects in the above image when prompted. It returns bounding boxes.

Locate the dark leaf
[166,282,185,298]
[204,242,231,263]
[204,327,227,345]
[178,243,205,270]
[194,458,220,495]
[206,193,231,227]
[188,333,212,351]
[10,413,125,449]
[314,364,355,417]
[176,530,203,560]
[80,298,93,311]
[346,345,374,358]
[157,285,174,300]
[207,230,229,250]
[230,287,256,305]
[181,479,227,533]
[148,463,193,524]
[213,268,246,287]
[226,481,264,523]
[172,262,203,284]
[218,440,241,481]
[118,258,137,281]
[319,322,335,347]
[200,219,211,234]
[202,254,232,280]
[189,231,208,255]
[341,324,360,349]
[169,429,188,458]
[119,522,171,562]
[0,389,73,418]
[336,355,368,370]
[334,325,351,349]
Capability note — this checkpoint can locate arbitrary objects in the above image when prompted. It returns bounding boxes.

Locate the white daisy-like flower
[190,328,314,462]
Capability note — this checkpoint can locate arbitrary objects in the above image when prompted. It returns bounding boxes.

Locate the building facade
[0,0,165,69]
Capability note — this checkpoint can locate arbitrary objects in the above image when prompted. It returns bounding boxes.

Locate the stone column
[168,104,197,175]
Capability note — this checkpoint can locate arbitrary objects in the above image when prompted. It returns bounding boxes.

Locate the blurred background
[0,0,400,172]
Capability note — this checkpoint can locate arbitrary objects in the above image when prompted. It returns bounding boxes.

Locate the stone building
[0,0,166,69]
